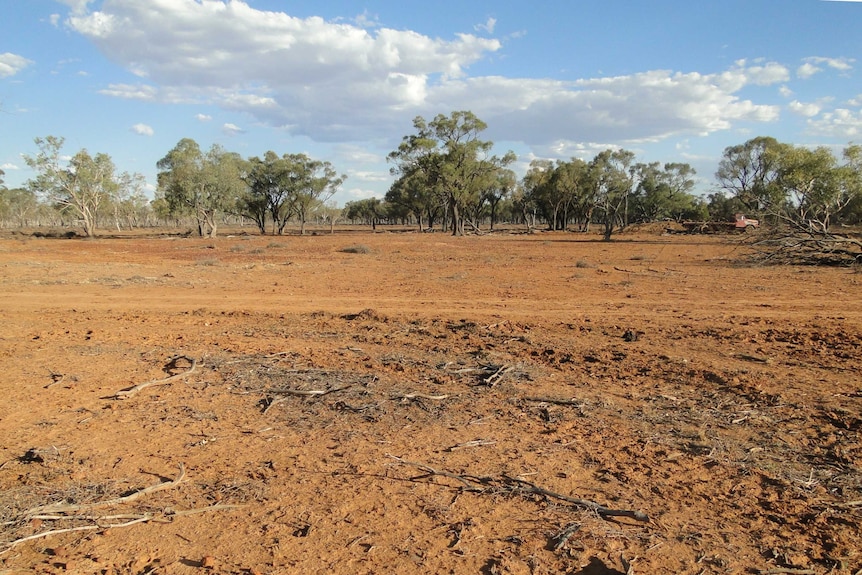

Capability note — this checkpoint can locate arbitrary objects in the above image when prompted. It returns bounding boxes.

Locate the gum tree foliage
[343,198,384,228]
[24,135,136,237]
[589,149,636,241]
[157,138,245,238]
[482,167,517,231]
[630,162,699,222]
[238,151,293,235]
[522,158,593,231]
[717,137,862,232]
[283,154,346,235]
[717,137,862,264]
[0,187,40,228]
[388,111,515,236]
[385,169,441,231]
[714,136,784,215]
[774,144,860,233]
[238,152,345,235]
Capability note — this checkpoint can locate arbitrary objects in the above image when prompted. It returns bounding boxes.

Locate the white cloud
[797,62,820,79]
[131,123,154,136]
[343,187,382,201]
[847,94,862,107]
[56,0,94,15]
[98,83,158,100]
[1,163,20,170]
[807,108,862,138]
[788,100,821,117]
[475,17,497,34]
[222,123,244,136]
[49,14,61,27]
[0,53,33,78]
[346,169,390,183]
[798,56,854,79]
[64,1,786,149]
[352,10,379,29]
[195,113,212,122]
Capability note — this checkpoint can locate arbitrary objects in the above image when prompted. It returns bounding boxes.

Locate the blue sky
[1,0,861,205]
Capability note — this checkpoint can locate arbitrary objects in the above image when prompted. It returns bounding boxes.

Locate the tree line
[3,112,861,239]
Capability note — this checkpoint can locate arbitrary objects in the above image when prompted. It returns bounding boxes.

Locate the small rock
[201,556,217,569]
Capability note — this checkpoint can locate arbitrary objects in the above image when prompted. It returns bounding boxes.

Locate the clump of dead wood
[746,225,862,266]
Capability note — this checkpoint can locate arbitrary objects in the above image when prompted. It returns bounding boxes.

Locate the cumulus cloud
[0,53,33,78]
[98,83,158,100]
[475,17,497,34]
[195,113,212,122]
[807,108,862,138]
[222,123,244,136]
[1,163,19,171]
[65,1,786,148]
[798,56,854,79]
[788,100,821,117]
[131,123,154,136]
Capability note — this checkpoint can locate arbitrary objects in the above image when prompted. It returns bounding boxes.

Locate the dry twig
[262,385,353,414]
[522,396,583,407]
[23,464,187,516]
[391,393,449,401]
[113,356,197,399]
[0,465,241,555]
[1,505,240,555]
[386,455,649,522]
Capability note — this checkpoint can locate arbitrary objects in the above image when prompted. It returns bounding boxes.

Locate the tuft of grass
[266,242,286,249]
[229,245,245,253]
[575,260,593,269]
[249,247,265,255]
[340,244,372,254]
[196,258,219,266]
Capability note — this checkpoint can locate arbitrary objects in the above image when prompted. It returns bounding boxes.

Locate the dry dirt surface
[0,228,860,575]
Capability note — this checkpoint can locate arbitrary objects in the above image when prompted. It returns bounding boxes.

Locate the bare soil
[0,228,859,575]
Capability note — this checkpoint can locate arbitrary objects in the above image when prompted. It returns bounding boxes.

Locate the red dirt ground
[0,228,860,575]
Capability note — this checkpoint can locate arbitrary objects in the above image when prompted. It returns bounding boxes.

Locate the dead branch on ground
[1,505,240,555]
[262,385,353,413]
[113,356,198,399]
[386,455,649,522]
[522,396,583,407]
[0,465,240,555]
[749,225,862,266]
[23,464,187,516]
[391,393,449,401]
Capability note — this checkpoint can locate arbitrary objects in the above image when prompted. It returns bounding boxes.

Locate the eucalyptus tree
[344,197,383,228]
[385,170,440,231]
[108,172,149,230]
[550,158,590,230]
[631,161,698,222]
[775,144,860,233]
[715,136,784,215]
[718,137,862,232]
[24,136,134,237]
[589,149,636,240]
[388,111,514,236]
[239,151,290,234]
[157,139,245,237]
[0,187,39,228]
[482,167,517,231]
[522,159,554,228]
[284,154,345,235]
